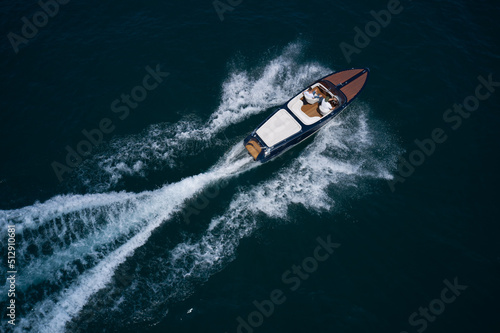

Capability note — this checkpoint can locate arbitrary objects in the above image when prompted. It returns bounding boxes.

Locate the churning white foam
[2,102,399,332]
[63,104,400,329]
[0,41,401,332]
[8,144,256,333]
[72,42,330,192]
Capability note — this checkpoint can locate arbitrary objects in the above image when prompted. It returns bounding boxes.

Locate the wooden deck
[245,139,262,160]
[300,100,322,118]
[321,69,368,103]
[340,72,368,102]
[300,86,325,118]
[323,69,364,86]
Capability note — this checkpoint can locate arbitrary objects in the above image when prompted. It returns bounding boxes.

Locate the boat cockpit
[287,81,345,126]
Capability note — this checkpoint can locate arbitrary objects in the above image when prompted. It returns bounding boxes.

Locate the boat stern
[244,135,267,162]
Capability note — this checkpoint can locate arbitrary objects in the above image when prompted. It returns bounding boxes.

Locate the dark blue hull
[244,68,370,162]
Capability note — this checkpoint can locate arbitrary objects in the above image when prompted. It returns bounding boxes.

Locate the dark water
[1,0,499,332]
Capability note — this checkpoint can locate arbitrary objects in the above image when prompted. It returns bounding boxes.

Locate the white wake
[0,42,401,333]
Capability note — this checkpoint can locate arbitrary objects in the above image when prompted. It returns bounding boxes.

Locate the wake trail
[63,105,401,331]
[1,42,322,332]
[0,41,403,332]
[1,105,401,333]
[0,140,256,333]
[71,41,330,192]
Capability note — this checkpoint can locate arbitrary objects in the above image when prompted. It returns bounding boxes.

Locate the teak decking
[299,85,341,118]
[244,68,368,161]
[323,69,368,103]
[300,86,325,118]
[340,72,368,101]
[300,101,323,118]
[245,139,262,160]
[323,69,364,86]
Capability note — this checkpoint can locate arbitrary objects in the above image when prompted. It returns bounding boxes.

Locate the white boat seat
[303,91,320,104]
[319,99,333,116]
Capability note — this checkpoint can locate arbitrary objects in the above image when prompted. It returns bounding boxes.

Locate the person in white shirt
[304,88,320,104]
[320,97,331,110]
[319,96,338,115]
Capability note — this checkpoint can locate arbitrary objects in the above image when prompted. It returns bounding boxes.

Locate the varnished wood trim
[245,139,262,160]
[323,69,363,86]
[340,72,368,102]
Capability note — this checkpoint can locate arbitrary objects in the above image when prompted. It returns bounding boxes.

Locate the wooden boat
[244,68,369,162]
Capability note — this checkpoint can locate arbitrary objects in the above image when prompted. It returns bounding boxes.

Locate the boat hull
[244,68,369,162]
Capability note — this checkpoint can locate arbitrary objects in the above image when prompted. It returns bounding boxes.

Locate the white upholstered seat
[303,91,320,104]
[319,99,333,116]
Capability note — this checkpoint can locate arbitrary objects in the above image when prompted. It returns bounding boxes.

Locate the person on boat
[304,88,320,104]
[304,88,320,98]
[319,96,335,115]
